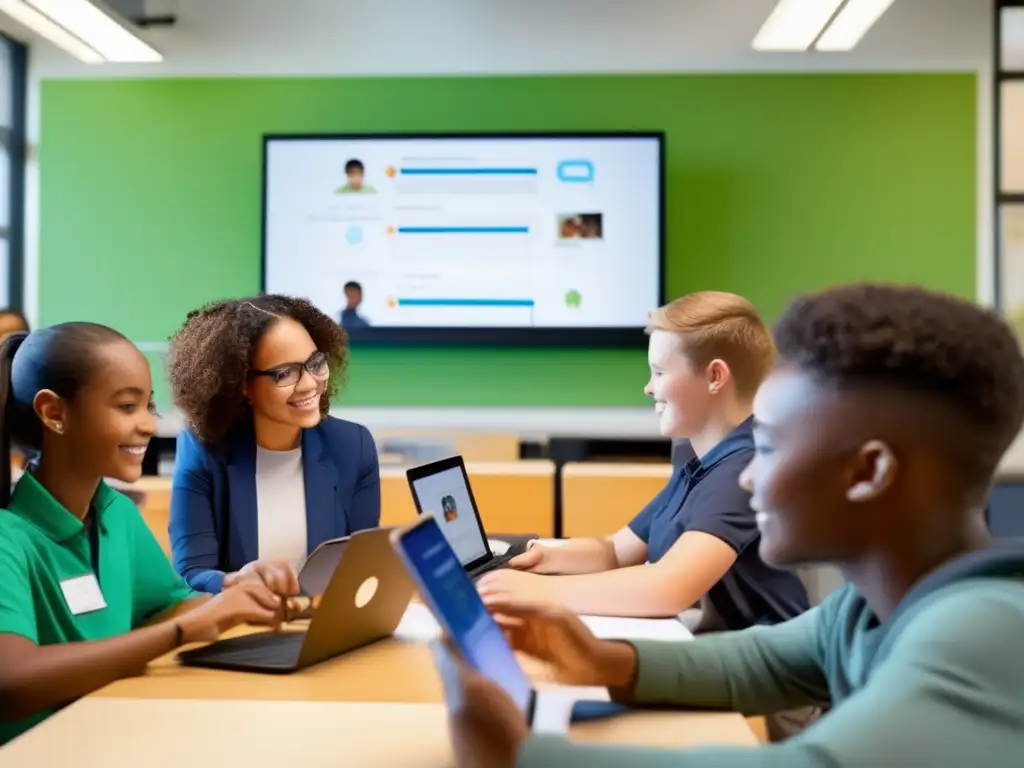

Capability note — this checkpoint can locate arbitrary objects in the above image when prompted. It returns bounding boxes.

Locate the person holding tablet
[478,292,808,632]
[166,295,380,595]
[0,325,288,745]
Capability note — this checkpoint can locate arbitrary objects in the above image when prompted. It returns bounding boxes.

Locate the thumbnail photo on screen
[557,212,603,240]
[335,158,377,194]
[442,494,459,522]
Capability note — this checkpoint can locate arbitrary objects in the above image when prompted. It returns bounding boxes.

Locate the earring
[54,424,64,434]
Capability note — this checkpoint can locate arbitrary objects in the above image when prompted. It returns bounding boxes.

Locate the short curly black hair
[167,294,348,444]
[774,283,1024,469]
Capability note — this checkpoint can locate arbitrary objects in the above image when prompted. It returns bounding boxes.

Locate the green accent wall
[39,74,977,406]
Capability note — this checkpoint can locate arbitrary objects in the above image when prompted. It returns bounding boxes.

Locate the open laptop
[177,527,414,674]
[406,455,530,580]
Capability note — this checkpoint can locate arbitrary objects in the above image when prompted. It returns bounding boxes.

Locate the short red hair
[647,291,775,399]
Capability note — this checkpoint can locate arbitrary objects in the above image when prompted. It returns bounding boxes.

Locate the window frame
[0,32,26,312]
[996,1,1024,312]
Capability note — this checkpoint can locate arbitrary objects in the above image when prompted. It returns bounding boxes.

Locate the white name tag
[60,574,107,615]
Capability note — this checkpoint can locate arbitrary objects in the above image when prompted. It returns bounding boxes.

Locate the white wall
[3,0,1000,441]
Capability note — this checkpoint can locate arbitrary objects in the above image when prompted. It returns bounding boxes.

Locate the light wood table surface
[73,607,756,762]
[91,604,693,703]
[0,698,756,767]
[92,631,445,703]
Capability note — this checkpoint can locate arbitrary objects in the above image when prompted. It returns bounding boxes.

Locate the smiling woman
[165,295,381,596]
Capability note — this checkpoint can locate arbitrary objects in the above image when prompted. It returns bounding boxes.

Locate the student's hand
[482,598,638,689]
[435,639,528,768]
[509,541,558,573]
[224,559,301,596]
[177,581,286,643]
[476,569,550,605]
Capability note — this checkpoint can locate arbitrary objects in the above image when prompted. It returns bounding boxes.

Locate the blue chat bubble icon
[557,160,594,183]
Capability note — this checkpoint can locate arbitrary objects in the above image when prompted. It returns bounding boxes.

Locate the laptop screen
[409,465,489,565]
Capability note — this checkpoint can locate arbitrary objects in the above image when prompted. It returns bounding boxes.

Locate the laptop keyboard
[469,552,513,580]
[186,631,306,666]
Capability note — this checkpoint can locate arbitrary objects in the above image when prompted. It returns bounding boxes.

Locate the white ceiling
[2,0,993,79]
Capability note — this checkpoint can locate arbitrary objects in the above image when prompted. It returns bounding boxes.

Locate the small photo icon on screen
[557,212,603,240]
[336,158,377,194]
[441,495,459,522]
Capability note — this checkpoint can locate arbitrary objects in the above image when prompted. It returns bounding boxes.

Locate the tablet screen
[396,517,534,715]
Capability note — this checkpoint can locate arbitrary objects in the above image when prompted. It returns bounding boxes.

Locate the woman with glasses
[165,295,380,595]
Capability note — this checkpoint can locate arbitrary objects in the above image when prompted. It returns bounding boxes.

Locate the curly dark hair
[774,283,1024,469]
[167,295,348,444]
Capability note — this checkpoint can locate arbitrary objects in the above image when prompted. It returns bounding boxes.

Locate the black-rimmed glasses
[249,351,329,388]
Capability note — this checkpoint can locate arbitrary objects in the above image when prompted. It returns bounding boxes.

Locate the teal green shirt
[0,473,196,744]
[518,577,1024,766]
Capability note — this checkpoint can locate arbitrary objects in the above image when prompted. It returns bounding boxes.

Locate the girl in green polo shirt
[0,323,292,745]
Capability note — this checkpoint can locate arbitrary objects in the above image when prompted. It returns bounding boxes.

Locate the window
[998,3,1024,321]
[0,33,26,311]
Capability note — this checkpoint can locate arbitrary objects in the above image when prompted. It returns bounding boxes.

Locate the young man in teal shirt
[438,283,1024,766]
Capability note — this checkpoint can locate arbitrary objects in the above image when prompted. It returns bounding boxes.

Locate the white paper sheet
[488,539,511,555]
[394,603,442,642]
[395,603,692,644]
[580,614,693,642]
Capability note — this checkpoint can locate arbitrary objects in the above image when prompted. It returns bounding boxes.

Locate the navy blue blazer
[169,416,380,594]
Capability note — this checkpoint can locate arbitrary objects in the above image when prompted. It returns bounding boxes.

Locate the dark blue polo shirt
[628,418,809,631]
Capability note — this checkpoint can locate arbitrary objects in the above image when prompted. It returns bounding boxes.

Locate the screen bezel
[405,455,494,573]
[390,516,537,723]
[261,131,666,349]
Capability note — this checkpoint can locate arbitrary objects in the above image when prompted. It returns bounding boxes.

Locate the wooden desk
[118,460,557,559]
[92,633,445,703]
[381,460,556,536]
[92,604,692,703]
[0,699,756,767]
[561,462,673,538]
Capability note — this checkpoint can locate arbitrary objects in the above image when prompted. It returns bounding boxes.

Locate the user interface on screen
[264,135,662,329]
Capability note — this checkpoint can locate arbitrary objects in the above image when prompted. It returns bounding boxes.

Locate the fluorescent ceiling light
[0,0,161,63]
[0,0,103,62]
[27,0,162,62]
[753,0,845,52]
[816,0,895,51]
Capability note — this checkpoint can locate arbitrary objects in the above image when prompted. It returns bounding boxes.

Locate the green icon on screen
[565,289,582,309]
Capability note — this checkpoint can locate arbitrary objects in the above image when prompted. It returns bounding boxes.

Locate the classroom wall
[20,0,990,408]
[37,73,977,406]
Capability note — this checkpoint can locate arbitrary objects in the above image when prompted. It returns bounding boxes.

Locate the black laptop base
[468,552,514,581]
[177,631,307,674]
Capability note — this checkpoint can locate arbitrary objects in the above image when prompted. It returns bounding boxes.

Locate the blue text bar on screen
[399,168,538,175]
[397,226,529,234]
[397,298,535,307]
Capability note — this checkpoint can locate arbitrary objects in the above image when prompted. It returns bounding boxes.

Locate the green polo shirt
[334,183,377,193]
[0,473,196,744]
